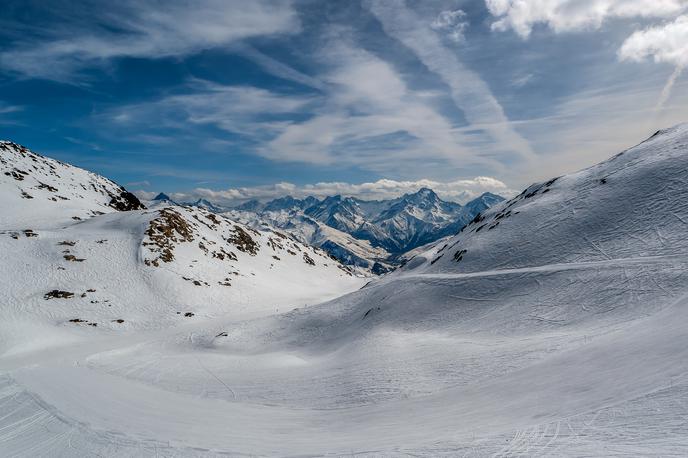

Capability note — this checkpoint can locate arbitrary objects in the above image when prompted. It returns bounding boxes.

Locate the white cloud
[0,0,299,80]
[431,9,469,43]
[105,79,312,139]
[104,40,497,174]
[367,0,536,163]
[619,15,688,67]
[618,15,688,116]
[485,0,688,38]
[264,38,485,168]
[152,176,514,207]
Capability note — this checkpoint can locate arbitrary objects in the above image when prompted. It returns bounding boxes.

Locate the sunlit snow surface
[3,126,688,456]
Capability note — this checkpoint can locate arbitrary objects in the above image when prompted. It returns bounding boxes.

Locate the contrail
[655,65,684,115]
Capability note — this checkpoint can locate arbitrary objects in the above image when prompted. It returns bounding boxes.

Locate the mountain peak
[463,192,505,215]
[153,192,171,201]
[400,187,442,206]
[410,187,438,198]
[190,198,223,212]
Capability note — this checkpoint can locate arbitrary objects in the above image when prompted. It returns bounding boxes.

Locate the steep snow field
[3,126,688,456]
[0,141,144,229]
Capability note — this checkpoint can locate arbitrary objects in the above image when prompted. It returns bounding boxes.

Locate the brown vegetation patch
[212,247,237,261]
[64,254,85,262]
[143,208,195,266]
[226,225,258,255]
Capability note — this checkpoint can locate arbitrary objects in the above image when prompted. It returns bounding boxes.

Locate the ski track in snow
[3,252,688,456]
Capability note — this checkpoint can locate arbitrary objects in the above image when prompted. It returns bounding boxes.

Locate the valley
[2,125,688,455]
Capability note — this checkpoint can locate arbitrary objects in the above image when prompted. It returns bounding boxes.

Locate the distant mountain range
[168,188,504,273]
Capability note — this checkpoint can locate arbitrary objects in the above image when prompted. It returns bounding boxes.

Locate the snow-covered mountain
[227,188,503,272]
[0,141,363,353]
[230,210,395,274]
[4,126,688,456]
[0,141,145,229]
[187,197,224,213]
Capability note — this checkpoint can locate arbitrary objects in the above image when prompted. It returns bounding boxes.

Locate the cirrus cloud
[0,0,300,80]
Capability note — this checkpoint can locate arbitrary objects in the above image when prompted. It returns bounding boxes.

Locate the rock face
[108,190,145,211]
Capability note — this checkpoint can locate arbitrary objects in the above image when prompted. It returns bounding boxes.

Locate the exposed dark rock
[63,254,85,262]
[453,249,467,262]
[227,225,259,255]
[109,191,146,211]
[143,208,195,266]
[45,290,74,299]
[303,252,315,265]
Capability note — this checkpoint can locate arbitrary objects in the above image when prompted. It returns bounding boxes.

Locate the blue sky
[0,0,687,204]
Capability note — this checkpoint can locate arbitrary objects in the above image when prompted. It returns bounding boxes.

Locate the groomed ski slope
[2,125,688,456]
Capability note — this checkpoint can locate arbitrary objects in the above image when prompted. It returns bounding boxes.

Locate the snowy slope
[3,126,688,456]
[0,205,361,355]
[0,207,363,358]
[0,143,363,356]
[0,141,144,229]
[408,125,688,274]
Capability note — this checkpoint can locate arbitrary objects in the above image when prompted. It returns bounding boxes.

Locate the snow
[3,125,688,456]
[0,141,142,229]
[226,189,503,272]
[226,208,393,271]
